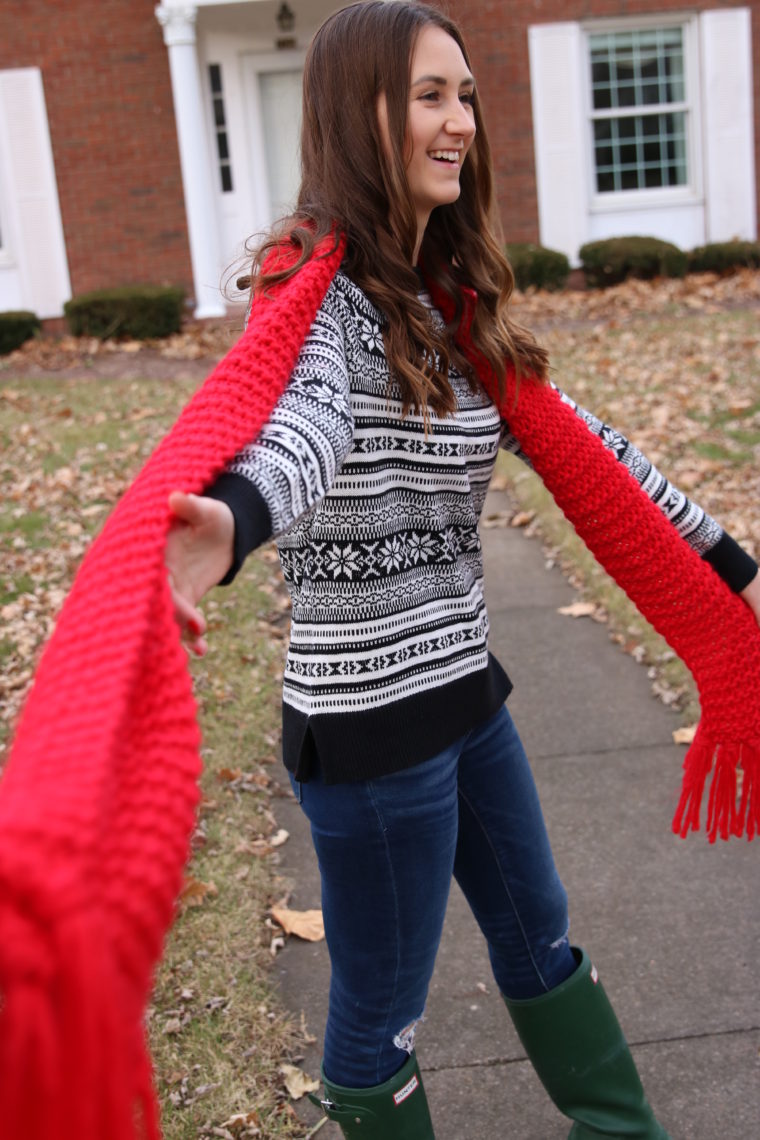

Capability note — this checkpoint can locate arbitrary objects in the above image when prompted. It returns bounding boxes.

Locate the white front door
[242,51,304,228]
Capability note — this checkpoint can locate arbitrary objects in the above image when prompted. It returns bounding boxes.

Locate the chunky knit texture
[0,241,342,1140]
[0,238,758,1140]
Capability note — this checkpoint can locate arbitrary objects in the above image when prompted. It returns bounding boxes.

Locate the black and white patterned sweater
[208,270,755,783]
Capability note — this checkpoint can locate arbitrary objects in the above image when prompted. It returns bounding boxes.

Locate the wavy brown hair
[241,0,548,416]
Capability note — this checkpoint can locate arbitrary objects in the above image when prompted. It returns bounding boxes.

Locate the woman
[166,3,759,1137]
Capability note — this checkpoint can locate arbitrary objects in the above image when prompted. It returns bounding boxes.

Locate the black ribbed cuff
[703,531,758,593]
[204,473,273,585]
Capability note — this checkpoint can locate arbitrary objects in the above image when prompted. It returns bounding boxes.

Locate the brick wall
[0,0,193,300]
[2,1,757,295]
[447,0,760,245]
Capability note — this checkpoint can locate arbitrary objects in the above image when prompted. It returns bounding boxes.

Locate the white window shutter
[700,8,756,242]
[0,68,71,318]
[528,23,587,264]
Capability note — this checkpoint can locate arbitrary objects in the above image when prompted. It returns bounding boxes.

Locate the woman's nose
[445,102,475,139]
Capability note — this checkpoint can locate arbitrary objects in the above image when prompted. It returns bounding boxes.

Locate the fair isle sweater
[208,270,756,783]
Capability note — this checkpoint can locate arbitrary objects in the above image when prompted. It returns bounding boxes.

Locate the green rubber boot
[504,948,670,1138]
[308,1050,435,1138]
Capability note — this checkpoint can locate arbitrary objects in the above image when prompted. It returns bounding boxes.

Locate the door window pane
[207,63,234,193]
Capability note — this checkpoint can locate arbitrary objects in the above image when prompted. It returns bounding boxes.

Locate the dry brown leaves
[0,389,145,747]
[270,905,325,943]
[2,321,241,372]
[535,276,760,563]
[512,266,760,329]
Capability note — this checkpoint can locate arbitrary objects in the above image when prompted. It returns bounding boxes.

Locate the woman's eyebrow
[411,74,475,88]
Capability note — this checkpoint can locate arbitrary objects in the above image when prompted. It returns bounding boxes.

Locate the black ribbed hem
[282,653,512,784]
[703,532,758,593]
[204,473,273,585]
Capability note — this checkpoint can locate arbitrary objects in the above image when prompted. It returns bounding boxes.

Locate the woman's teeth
[430,150,459,164]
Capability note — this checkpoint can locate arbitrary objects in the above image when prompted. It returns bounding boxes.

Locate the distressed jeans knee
[393,1013,425,1055]
[453,706,577,999]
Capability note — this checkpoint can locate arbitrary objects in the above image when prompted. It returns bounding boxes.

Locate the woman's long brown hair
[240,1,548,416]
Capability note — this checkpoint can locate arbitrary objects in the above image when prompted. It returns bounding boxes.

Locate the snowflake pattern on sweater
[222,270,726,780]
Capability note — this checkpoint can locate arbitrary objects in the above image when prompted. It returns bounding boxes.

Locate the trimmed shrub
[579,237,688,288]
[64,285,185,340]
[688,241,760,273]
[506,242,570,291]
[0,310,41,355]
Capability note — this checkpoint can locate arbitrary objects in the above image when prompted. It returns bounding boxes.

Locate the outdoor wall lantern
[275,2,296,49]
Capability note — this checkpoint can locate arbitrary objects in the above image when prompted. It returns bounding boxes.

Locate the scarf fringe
[673,730,760,842]
[0,907,156,1140]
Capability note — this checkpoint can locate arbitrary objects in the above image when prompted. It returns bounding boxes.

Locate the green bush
[0,310,41,355]
[506,242,570,291]
[688,241,760,273]
[64,285,185,340]
[579,236,688,288]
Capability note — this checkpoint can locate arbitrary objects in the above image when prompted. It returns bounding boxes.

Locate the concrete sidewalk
[271,487,760,1139]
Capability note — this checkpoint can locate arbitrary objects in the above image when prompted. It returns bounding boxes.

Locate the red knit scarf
[0,238,757,1140]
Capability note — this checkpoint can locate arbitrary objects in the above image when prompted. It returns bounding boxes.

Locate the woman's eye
[460,91,475,105]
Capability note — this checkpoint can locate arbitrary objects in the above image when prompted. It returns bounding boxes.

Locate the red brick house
[1,1,757,319]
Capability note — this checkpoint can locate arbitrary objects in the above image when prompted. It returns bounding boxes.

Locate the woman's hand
[165,491,235,656]
[740,572,760,628]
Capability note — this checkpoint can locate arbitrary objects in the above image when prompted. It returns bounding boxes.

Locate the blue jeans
[291,704,575,1088]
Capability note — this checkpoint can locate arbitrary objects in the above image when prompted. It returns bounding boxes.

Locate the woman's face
[379,24,477,256]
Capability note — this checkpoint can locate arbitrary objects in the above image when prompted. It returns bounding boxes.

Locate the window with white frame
[588,25,690,194]
[208,63,233,193]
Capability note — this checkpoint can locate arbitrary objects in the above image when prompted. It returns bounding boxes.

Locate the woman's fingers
[165,490,235,655]
[169,576,209,656]
[171,580,206,634]
[167,515,209,651]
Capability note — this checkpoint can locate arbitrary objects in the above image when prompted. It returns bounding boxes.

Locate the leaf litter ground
[1,269,759,1136]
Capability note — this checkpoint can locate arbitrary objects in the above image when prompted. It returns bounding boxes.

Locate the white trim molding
[700,8,756,242]
[0,68,71,318]
[528,23,588,264]
[156,3,226,317]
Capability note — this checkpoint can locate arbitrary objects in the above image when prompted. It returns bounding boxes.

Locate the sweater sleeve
[500,384,758,594]
[205,281,355,581]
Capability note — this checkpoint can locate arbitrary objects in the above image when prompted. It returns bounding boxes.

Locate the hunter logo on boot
[393,1074,419,1106]
[590,964,599,984]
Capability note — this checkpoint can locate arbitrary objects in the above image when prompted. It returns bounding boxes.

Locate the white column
[156,3,226,318]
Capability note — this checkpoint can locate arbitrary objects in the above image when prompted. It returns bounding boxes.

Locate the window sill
[590,188,703,214]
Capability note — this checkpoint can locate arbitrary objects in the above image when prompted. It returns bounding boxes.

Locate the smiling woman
[159,4,760,1139]
[1,4,758,1140]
